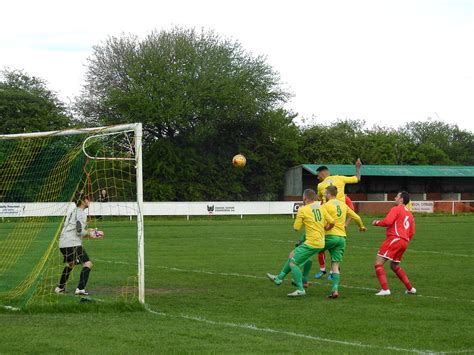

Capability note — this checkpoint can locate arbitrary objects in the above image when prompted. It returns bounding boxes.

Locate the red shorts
[377,236,409,263]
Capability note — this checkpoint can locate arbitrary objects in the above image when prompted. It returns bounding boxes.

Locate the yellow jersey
[293,202,335,248]
[321,199,365,237]
[406,201,413,211]
[317,175,359,203]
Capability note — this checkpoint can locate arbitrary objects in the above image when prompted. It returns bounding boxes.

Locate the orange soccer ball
[232,154,246,168]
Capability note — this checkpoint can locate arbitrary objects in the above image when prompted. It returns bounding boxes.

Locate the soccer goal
[0,123,145,309]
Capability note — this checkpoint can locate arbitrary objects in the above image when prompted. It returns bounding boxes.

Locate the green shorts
[323,235,346,263]
[291,244,325,267]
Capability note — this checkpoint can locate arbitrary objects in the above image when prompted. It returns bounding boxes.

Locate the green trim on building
[302,164,474,177]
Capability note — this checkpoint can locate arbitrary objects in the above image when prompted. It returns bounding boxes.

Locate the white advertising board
[0,204,25,216]
[411,201,434,213]
[0,200,444,217]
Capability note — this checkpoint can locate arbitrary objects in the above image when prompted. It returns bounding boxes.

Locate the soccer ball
[232,154,246,168]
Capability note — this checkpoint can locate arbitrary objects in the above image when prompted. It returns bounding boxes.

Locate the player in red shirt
[372,191,416,296]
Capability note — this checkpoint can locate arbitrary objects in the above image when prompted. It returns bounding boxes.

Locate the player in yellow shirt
[321,185,366,298]
[316,158,362,203]
[315,159,362,279]
[266,189,335,297]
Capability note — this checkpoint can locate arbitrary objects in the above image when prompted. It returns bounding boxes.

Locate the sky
[1,0,473,131]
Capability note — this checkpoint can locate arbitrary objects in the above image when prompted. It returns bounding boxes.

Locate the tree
[77,27,299,200]
[0,69,70,134]
[403,120,473,165]
[299,119,363,164]
[299,119,473,166]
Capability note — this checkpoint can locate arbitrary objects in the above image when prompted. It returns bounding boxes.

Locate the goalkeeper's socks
[331,273,340,292]
[302,259,312,283]
[393,266,413,290]
[77,267,91,290]
[290,265,304,291]
[277,259,291,280]
[375,264,388,290]
[58,266,73,289]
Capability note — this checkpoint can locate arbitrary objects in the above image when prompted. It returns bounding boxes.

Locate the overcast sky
[1,0,473,131]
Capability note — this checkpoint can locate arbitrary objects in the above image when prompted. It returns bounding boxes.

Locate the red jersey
[375,204,415,241]
[345,195,355,211]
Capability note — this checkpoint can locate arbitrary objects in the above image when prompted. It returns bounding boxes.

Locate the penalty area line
[145,306,458,354]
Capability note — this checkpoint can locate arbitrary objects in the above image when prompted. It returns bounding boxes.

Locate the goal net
[0,124,144,309]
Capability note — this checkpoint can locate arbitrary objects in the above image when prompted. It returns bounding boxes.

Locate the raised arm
[355,158,362,182]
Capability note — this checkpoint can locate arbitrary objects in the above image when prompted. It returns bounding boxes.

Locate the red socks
[393,266,413,290]
[318,252,326,270]
[375,264,388,290]
[375,264,413,291]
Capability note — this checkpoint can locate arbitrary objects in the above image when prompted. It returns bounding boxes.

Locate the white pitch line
[168,235,473,258]
[0,305,21,311]
[95,259,474,303]
[146,306,470,354]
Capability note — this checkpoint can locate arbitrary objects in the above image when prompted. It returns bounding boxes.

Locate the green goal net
[0,124,145,310]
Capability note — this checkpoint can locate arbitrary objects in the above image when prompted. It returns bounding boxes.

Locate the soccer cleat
[328,291,339,299]
[54,287,65,294]
[75,288,89,296]
[291,280,309,289]
[375,289,391,296]
[327,273,333,281]
[266,273,282,286]
[287,289,306,297]
[405,288,417,295]
[314,270,327,279]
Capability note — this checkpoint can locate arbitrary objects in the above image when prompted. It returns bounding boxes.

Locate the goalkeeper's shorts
[60,246,90,265]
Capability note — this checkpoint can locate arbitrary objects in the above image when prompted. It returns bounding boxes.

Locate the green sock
[290,265,304,291]
[277,259,291,280]
[302,260,312,283]
[331,273,340,292]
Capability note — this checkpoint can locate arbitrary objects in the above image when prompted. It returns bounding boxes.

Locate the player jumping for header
[372,191,417,296]
[314,158,362,279]
[55,192,98,296]
[266,188,335,297]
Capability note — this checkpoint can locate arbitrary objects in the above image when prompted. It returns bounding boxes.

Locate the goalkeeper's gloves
[86,228,104,239]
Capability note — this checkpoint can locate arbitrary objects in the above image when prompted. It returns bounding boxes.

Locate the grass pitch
[0,214,473,353]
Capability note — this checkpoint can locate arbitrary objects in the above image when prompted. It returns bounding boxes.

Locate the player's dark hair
[316,165,329,172]
[303,188,317,201]
[399,191,410,205]
[74,191,89,207]
[326,185,338,197]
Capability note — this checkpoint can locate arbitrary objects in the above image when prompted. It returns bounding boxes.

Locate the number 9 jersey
[374,204,415,241]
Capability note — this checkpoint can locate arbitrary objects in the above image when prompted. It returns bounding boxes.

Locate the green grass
[1,214,473,353]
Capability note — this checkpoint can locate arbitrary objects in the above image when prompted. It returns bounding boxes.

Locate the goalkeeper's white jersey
[59,207,88,248]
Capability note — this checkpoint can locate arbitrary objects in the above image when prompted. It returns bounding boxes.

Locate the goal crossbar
[0,123,140,140]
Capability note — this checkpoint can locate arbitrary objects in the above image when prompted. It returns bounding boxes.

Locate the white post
[452,201,455,215]
[135,123,145,304]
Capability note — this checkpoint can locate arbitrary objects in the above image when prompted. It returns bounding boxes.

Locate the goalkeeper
[55,192,98,296]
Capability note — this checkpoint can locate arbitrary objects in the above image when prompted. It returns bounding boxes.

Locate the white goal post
[0,123,146,305]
